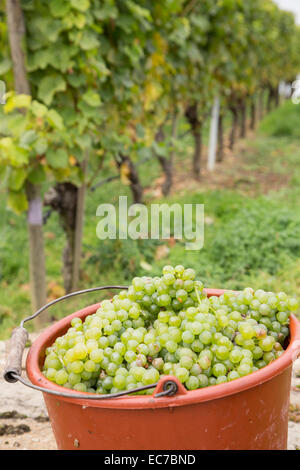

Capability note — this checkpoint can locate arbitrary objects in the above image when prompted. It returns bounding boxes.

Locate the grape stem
[195,287,201,306]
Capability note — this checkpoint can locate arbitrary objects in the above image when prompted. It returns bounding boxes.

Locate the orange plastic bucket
[26,289,300,450]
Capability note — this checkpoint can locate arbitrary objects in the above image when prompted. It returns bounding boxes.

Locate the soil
[145,129,291,200]
[1,331,300,451]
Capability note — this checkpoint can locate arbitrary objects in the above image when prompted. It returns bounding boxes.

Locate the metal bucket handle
[3,285,179,400]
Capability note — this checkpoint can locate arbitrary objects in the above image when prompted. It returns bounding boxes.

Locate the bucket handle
[3,285,180,400]
[3,285,128,384]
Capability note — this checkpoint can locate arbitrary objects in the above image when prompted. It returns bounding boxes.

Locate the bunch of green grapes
[42,265,299,394]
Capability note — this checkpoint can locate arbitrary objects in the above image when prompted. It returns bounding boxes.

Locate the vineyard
[0,0,300,338]
[1,0,300,453]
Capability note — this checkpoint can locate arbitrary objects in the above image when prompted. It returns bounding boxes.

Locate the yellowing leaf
[153,32,168,54]
[120,162,131,185]
[144,82,162,111]
[150,52,165,67]
[7,190,28,214]
[4,94,31,113]
[69,155,77,166]
[8,167,27,191]
[144,128,155,147]
[0,137,29,166]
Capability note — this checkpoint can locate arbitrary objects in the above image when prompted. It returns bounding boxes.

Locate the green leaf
[28,164,46,184]
[47,109,65,130]
[75,134,92,150]
[6,114,29,137]
[28,44,78,73]
[73,12,87,29]
[49,0,71,17]
[82,89,101,107]
[34,138,48,155]
[0,166,10,189]
[19,130,38,149]
[60,107,78,126]
[0,57,12,75]
[0,137,29,166]
[31,100,48,117]
[46,148,69,169]
[152,141,168,157]
[27,48,52,71]
[70,0,90,12]
[126,1,152,22]
[38,74,66,105]
[8,167,27,191]
[94,4,118,20]
[67,73,86,88]
[35,17,65,42]
[80,31,100,50]
[169,18,191,45]
[7,190,28,214]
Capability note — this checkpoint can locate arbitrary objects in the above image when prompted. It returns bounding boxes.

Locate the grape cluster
[42,265,299,394]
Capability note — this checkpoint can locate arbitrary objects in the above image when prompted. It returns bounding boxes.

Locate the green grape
[252,346,263,360]
[142,368,160,385]
[179,355,194,369]
[190,363,202,376]
[81,370,92,381]
[68,372,81,386]
[227,370,240,381]
[174,367,189,383]
[55,369,68,385]
[182,331,195,344]
[113,375,126,390]
[259,336,275,352]
[174,265,185,276]
[256,360,267,369]
[216,375,227,385]
[263,352,275,364]
[237,363,252,376]
[42,265,294,395]
[106,363,118,377]
[74,383,87,392]
[98,336,109,348]
[44,355,61,370]
[186,375,200,390]
[276,311,288,324]
[212,363,227,377]
[84,360,96,372]
[191,339,204,353]
[111,352,123,365]
[238,322,255,340]
[169,328,182,343]
[198,374,209,388]
[176,289,188,304]
[200,330,212,345]
[45,368,57,381]
[216,345,229,361]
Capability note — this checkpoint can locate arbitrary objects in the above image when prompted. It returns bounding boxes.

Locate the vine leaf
[37,74,66,106]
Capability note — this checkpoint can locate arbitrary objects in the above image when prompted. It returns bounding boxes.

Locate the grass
[0,98,300,339]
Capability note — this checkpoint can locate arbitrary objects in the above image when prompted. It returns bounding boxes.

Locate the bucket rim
[26,288,300,409]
